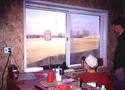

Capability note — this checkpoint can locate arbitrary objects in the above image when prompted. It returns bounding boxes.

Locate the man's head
[112,18,125,33]
[84,54,98,70]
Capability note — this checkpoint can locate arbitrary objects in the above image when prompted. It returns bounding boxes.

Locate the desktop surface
[8,70,80,90]
[8,70,98,90]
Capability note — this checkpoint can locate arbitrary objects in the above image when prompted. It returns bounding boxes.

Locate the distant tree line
[26,34,65,39]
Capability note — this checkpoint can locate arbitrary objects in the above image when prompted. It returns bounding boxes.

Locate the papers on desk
[40,80,59,88]
[64,68,84,73]
[62,78,75,83]
[40,78,75,88]
[18,73,36,80]
[25,67,43,72]
[64,69,75,72]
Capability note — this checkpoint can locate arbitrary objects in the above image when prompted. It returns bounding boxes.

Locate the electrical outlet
[4,47,11,53]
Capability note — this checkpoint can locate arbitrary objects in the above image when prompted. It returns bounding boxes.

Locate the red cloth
[77,72,113,90]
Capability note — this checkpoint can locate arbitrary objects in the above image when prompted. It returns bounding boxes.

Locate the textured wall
[0,0,23,90]
[0,0,123,90]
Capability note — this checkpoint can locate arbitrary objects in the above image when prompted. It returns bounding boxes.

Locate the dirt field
[27,36,99,64]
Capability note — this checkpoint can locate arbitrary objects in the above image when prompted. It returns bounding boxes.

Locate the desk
[8,70,99,90]
[8,72,42,90]
[7,70,80,90]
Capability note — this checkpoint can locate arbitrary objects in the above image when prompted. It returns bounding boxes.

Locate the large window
[24,0,108,71]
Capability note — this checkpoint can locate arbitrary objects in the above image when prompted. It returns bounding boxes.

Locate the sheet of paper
[18,73,36,80]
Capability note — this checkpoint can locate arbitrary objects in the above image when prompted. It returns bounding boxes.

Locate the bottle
[47,70,54,83]
[96,86,100,90]
[56,66,62,81]
[100,85,106,90]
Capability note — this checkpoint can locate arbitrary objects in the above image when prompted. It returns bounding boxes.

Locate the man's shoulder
[119,31,125,41]
[121,31,125,36]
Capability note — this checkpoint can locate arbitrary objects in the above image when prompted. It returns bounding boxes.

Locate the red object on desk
[47,71,54,83]
[55,83,74,90]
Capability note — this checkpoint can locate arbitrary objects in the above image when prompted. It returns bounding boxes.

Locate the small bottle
[96,86,100,90]
[100,85,106,90]
[56,66,62,81]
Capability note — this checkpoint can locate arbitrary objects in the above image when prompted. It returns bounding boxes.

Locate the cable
[0,52,11,90]
[10,54,20,70]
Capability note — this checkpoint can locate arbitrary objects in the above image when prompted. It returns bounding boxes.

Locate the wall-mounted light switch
[4,47,11,53]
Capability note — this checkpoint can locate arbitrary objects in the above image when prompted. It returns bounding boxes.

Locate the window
[69,14,100,67]
[24,0,108,71]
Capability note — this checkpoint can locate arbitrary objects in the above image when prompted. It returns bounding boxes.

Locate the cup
[47,71,54,83]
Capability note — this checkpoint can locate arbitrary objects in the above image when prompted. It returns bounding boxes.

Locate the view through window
[70,14,100,66]
[26,9,66,67]
[25,1,108,71]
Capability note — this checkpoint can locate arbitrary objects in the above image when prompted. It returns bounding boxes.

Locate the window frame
[24,0,108,72]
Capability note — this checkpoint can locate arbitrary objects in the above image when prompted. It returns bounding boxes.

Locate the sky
[26,8,99,36]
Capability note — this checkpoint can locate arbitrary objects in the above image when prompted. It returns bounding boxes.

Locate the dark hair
[111,18,125,28]
[81,56,86,61]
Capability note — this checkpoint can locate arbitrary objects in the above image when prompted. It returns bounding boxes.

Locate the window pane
[70,13,100,65]
[26,9,66,67]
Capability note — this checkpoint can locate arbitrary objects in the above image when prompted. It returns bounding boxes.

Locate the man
[77,54,113,90]
[111,18,125,81]
[112,18,125,90]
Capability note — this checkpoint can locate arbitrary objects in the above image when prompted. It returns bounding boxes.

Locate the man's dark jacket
[114,31,125,70]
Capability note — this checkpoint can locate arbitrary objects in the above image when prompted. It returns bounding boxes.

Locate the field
[27,36,99,65]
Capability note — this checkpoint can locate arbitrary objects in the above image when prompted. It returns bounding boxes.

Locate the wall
[0,0,23,90]
[0,0,123,90]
